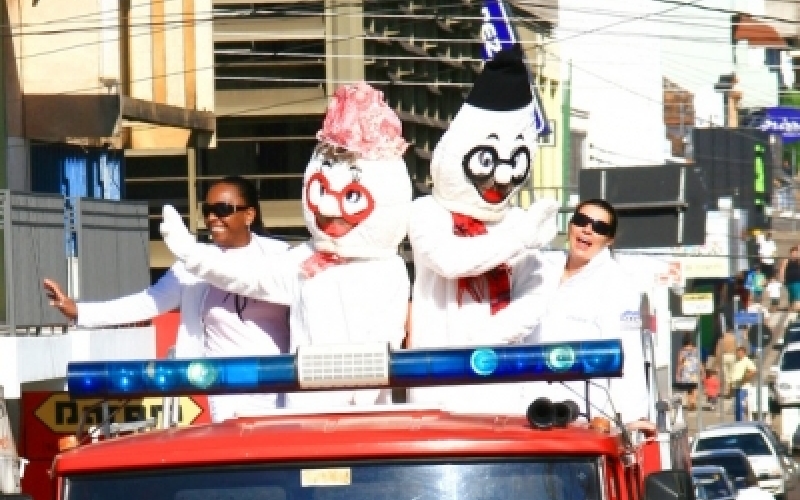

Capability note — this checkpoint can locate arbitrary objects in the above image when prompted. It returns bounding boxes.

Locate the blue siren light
[67,340,623,398]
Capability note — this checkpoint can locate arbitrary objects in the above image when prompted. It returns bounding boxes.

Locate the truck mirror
[644,470,695,500]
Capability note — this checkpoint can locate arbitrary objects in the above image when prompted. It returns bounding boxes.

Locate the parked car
[705,422,792,459]
[773,323,800,353]
[772,343,800,408]
[691,450,760,492]
[792,426,800,455]
[691,425,799,500]
[692,465,739,500]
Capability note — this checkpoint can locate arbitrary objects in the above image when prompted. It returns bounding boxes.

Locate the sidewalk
[682,310,798,436]
[685,396,774,435]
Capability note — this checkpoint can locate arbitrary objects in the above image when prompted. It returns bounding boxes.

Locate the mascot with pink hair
[160,82,412,409]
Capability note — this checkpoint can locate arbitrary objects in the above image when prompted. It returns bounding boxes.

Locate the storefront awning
[23,94,215,143]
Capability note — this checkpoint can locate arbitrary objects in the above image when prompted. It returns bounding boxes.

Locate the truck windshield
[65,458,600,500]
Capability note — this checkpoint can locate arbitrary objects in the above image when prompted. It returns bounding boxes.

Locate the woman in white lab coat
[42,176,291,423]
[525,199,649,424]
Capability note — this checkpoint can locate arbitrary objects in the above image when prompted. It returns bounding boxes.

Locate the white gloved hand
[518,198,560,248]
[159,205,196,261]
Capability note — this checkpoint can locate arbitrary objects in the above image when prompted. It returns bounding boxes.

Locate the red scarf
[301,251,348,278]
[452,213,511,315]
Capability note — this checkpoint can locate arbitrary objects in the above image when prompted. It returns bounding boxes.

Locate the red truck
[49,339,694,500]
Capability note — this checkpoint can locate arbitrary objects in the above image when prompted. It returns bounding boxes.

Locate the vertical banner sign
[480,0,552,139]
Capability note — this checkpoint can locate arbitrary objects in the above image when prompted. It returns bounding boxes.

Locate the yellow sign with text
[681,292,714,315]
[34,393,203,434]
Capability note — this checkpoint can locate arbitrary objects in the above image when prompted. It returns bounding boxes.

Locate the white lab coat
[523,249,649,424]
[77,235,289,358]
[406,196,547,413]
[76,235,291,421]
[180,240,410,409]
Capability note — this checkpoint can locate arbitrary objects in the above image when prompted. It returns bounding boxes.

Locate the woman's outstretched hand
[42,278,78,321]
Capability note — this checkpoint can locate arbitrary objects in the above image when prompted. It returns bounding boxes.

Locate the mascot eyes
[510,149,530,180]
[305,172,376,225]
[341,186,370,217]
[462,145,531,186]
[470,149,495,177]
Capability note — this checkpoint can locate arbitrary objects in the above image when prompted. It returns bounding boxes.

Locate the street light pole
[757,311,765,421]
[697,323,704,432]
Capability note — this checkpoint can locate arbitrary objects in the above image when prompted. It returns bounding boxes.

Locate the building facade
[148,0,563,274]
[3,0,215,273]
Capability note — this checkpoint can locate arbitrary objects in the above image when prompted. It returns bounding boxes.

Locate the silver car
[692,423,800,500]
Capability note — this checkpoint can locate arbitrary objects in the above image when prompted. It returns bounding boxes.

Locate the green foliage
[780,91,800,107]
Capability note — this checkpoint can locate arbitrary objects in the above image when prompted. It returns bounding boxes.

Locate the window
[695,433,772,456]
[66,458,602,500]
[781,351,800,371]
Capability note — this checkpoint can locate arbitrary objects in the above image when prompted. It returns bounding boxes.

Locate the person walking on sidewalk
[731,346,757,421]
[703,369,721,409]
[716,329,737,397]
[757,232,777,280]
[779,245,800,312]
[677,337,702,411]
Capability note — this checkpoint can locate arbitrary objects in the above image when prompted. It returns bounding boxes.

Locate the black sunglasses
[202,202,250,218]
[570,212,613,237]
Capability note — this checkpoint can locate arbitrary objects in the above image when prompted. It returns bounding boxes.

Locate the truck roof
[54,407,623,475]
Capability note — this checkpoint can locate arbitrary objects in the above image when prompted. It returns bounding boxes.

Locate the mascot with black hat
[407,45,559,411]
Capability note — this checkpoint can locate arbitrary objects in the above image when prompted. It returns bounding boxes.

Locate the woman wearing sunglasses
[42,176,290,422]
[524,199,649,424]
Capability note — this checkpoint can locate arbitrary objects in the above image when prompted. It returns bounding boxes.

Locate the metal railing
[0,191,149,336]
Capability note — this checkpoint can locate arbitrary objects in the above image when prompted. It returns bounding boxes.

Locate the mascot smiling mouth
[315,215,354,237]
[479,184,512,204]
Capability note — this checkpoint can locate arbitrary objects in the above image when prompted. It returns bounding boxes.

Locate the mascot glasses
[305,171,375,225]
[462,145,531,186]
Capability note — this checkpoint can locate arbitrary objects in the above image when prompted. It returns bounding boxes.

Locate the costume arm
[160,204,295,305]
[182,246,298,306]
[76,264,185,327]
[409,202,526,279]
[482,251,548,343]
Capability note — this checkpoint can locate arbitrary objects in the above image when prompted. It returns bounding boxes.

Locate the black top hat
[466,44,532,112]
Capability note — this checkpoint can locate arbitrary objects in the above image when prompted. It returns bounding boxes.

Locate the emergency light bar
[67,340,623,399]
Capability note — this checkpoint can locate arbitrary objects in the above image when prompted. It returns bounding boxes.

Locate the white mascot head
[431,45,537,222]
[302,82,412,259]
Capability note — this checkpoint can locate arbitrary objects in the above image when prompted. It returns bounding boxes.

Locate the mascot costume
[408,45,559,411]
[160,82,412,409]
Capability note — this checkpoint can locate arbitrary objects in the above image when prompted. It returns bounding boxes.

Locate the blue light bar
[67,340,623,399]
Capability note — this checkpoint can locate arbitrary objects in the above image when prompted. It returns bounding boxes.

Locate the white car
[691,424,797,499]
[773,342,800,408]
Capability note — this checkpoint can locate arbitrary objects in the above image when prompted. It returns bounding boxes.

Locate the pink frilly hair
[316,82,409,160]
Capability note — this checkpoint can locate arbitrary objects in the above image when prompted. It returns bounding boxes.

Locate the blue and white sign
[479,0,551,139]
[757,107,800,144]
[480,0,516,60]
[734,311,761,326]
